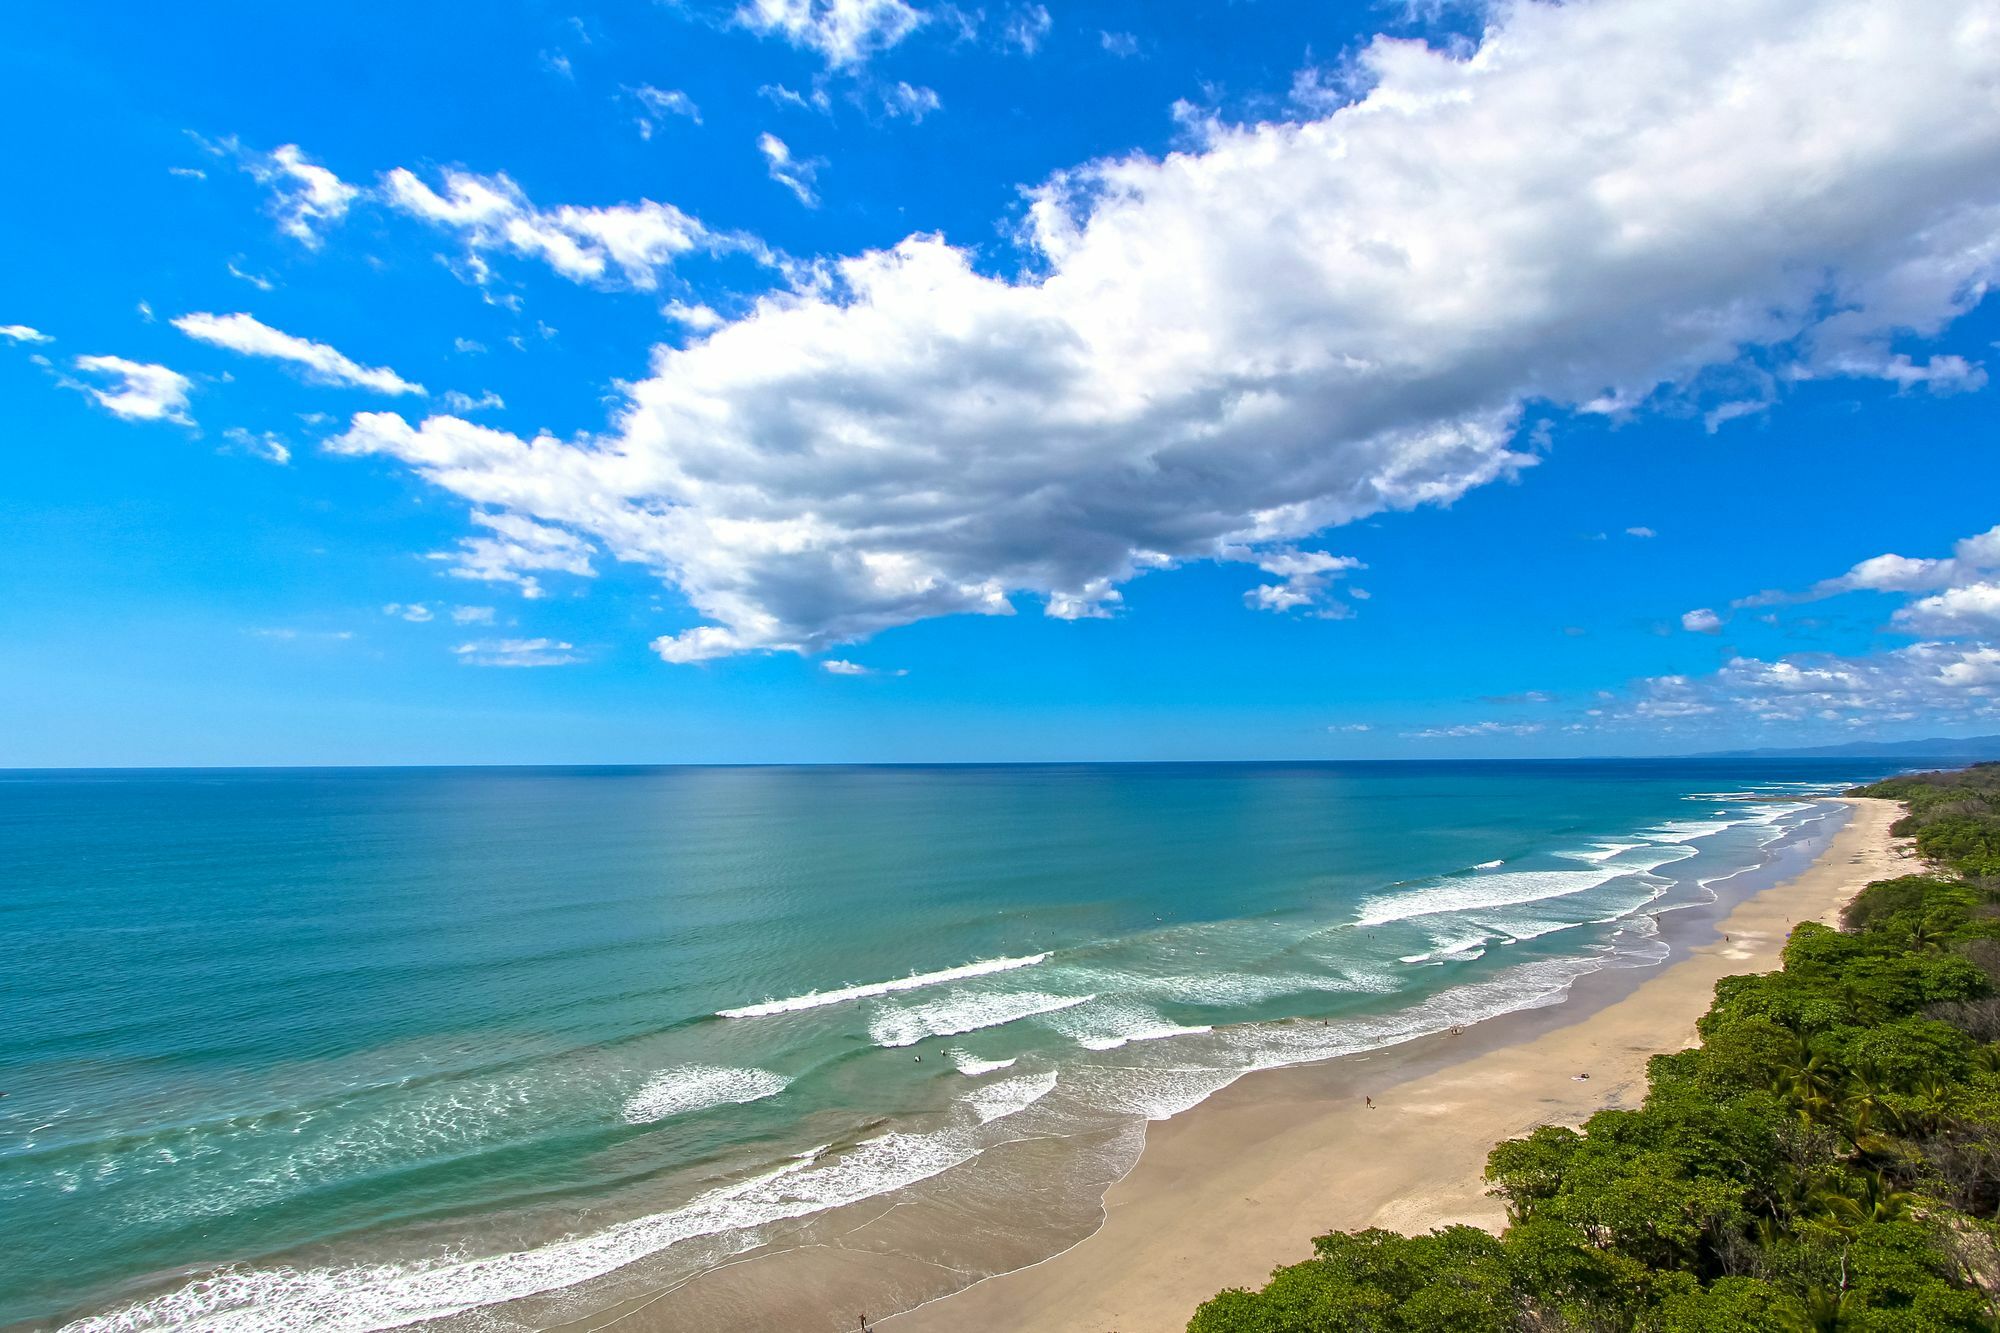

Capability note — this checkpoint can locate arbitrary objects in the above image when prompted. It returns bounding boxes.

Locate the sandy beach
[886,796,1907,1333]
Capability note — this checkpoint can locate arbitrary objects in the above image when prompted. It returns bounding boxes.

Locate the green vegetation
[1189,767,2000,1331]
[1856,764,2000,881]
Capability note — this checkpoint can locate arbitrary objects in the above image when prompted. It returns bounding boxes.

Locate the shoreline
[883,796,1907,1333]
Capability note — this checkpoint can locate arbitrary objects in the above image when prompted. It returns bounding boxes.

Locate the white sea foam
[1557,841,1645,863]
[1637,815,1751,844]
[1355,867,1622,927]
[965,1071,1060,1125]
[947,1051,1019,1077]
[869,990,1094,1049]
[62,1128,986,1333]
[1398,930,1492,965]
[1473,859,1505,870]
[620,1066,789,1125]
[1042,1000,1214,1052]
[718,953,1051,1019]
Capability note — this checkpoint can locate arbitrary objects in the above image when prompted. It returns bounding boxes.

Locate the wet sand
[883,796,1906,1333]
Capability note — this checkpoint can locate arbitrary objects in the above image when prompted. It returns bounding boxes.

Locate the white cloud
[454,338,487,355]
[383,602,435,622]
[382,166,713,291]
[226,260,276,291]
[664,301,726,330]
[251,627,354,642]
[1740,525,2000,606]
[880,82,942,122]
[1681,607,1723,634]
[0,325,52,344]
[1602,520,2000,732]
[1894,581,2000,637]
[821,658,907,675]
[1327,722,1373,732]
[443,389,505,413]
[1405,721,1545,739]
[69,355,194,424]
[450,605,497,625]
[1625,526,1656,538]
[349,500,599,599]
[757,133,821,206]
[759,83,832,114]
[173,312,425,396]
[454,637,580,667]
[633,85,702,138]
[735,0,925,67]
[1001,4,1051,53]
[246,143,359,248]
[1100,30,1138,57]
[221,426,292,464]
[1234,548,1365,616]
[329,0,2000,666]
[1626,642,2000,727]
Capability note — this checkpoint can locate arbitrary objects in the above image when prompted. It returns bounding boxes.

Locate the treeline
[1188,767,2000,1331]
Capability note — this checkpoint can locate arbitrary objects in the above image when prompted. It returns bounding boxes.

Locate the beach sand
[884,796,1907,1333]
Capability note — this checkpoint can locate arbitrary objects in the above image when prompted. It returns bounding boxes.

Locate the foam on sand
[621,1066,789,1125]
[948,1052,1020,1077]
[718,952,1052,1018]
[63,1126,993,1332]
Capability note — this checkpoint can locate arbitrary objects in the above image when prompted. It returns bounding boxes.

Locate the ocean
[0,760,1904,1330]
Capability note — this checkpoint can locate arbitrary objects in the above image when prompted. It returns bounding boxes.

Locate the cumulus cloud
[1625,526,1656,538]
[1896,582,2000,637]
[735,0,924,67]
[0,324,52,343]
[1739,525,2000,606]
[1681,607,1723,634]
[68,355,194,424]
[450,605,497,625]
[381,166,714,291]
[383,602,435,622]
[1601,520,2000,733]
[328,0,2000,667]
[1234,548,1364,616]
[173,312,425,395]
[454,637,580,667]
[757,133,821,206]
[1622,643,2000,728]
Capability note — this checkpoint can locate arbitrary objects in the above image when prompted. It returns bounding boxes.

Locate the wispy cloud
[757,133,822,207]
[173,312,425,396]
[454,637,580,667]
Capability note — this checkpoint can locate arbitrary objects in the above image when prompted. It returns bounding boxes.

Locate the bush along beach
[1190,767,2000,1331]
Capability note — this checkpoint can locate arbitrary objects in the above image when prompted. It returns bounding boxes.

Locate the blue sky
[5,0,2000,765]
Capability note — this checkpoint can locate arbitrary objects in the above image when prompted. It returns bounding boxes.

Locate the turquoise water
[0,761,1898,1329]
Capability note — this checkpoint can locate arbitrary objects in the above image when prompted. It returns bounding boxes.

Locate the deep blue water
[0,761,1905,1329]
